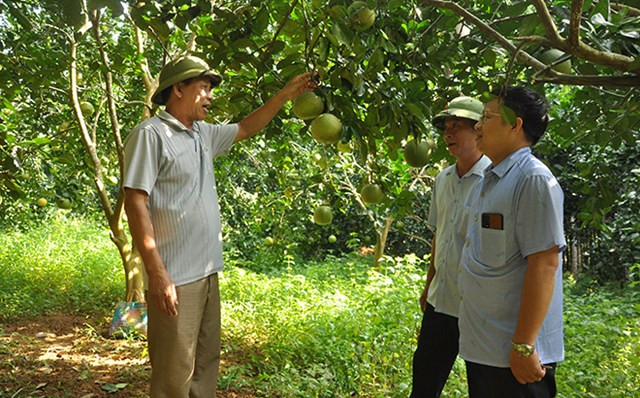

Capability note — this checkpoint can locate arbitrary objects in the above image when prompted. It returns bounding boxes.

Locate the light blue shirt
[123,110,238,286]
[458,147,566,367]
[427,155,491,317]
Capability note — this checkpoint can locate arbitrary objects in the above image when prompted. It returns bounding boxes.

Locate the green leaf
[406,103,424,119]
[87,0,111,11]
[365,107,379,126]
[332,20,353,46]
[60,0,84,29]
[591,13,613,26]
[591,0,611,20]
[480,92,496,103]
[253,7,269,34]
[499,104,517,125]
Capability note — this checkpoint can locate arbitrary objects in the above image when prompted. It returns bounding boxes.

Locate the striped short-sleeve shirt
[123,110,238,286]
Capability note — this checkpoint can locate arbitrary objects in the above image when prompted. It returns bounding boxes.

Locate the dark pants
[410,303,459,398]
[466,361,557,398]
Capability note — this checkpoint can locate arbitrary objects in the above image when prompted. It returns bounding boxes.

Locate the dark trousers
[466,361,557,398]
[410,303,459,398]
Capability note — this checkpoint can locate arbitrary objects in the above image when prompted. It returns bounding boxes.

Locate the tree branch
[91,9,127,224]
[531,0,563,43]
[130,17,156,121]
[531,0,638,72]
[534,74,640,87]
[69,36,113,220]
[424,0,640,80]
[421,1,548,69]
[265,0,300,57]
[612,2,640,16]
[513,35,554,46]
[48,86,69,96]
[489,12,537,26]
[569,0,584,49]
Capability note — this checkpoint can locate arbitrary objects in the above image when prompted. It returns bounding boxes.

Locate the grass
[0,213,124,320]
[1,216,639,397]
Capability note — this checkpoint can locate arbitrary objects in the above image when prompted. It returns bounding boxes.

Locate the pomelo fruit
[361,183,383,204]
[404,139,432,167]
[57,197,72,209]
[293,92,324,120]
[348,1,375,31]
[80,101,94,116]
[311,113,342,145]
[313,205,333,225]
[539,49,572,74]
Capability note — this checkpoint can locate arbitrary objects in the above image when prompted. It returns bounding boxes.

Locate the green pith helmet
[151,56,222,105]
[432,96,483,130]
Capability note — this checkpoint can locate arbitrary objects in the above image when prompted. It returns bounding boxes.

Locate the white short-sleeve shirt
[427,155,491,317]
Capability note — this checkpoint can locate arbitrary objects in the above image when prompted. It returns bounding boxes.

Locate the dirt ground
[0,315,255,398]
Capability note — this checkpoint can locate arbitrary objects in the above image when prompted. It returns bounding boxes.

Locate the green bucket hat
[152,56,222,105]
[432,96,483,130]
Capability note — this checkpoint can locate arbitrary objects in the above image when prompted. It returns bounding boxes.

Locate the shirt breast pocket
[478,228,507,267]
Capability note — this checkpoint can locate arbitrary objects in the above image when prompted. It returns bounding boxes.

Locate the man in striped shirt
[123,56,316,397]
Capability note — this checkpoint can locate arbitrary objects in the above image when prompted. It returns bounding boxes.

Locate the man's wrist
[511,340,535,358]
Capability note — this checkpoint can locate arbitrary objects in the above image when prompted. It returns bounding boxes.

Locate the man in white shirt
[411,96,490,397]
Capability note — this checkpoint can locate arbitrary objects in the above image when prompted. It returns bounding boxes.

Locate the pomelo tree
[1,0,638,282]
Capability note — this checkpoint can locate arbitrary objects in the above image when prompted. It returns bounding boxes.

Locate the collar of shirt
[485,147,531,178]
[157,110,197,134]
[446,155,491,179]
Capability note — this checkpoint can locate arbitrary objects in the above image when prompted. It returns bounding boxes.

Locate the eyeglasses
[479,111,503,123]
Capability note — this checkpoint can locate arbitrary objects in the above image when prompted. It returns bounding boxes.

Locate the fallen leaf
[34,382,47,390]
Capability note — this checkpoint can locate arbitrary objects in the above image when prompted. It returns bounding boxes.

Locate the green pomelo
[404,140,432,167]
[57,198,72,209]
[293,92,324,120]
[80,101,94,116]
[328,234,337,244]
[284,187,294,199]
[311,114,342,145]
[539,49,572,74]
[348,1,376,31]
[360,183,383,204]
[313,205,333,225]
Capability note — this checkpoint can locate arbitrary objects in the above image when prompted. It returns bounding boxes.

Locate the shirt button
[474,216,478,222]
[480,192,485,197]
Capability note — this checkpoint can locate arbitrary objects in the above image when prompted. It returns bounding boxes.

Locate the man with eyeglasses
[410,96,490,397]
[458,86,566,397]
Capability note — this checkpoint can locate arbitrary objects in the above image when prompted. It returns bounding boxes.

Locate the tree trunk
[69,30,146,303]
[373,216,394,267]
[570,236,579,276]
[108,201,145,302]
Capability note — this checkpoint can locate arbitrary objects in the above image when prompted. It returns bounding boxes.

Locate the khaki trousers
[147,273,221,398]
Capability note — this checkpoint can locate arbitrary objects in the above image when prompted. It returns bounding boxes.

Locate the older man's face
[180,77,213,122]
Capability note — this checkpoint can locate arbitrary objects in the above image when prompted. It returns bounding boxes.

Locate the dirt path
[0,315,255,397]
